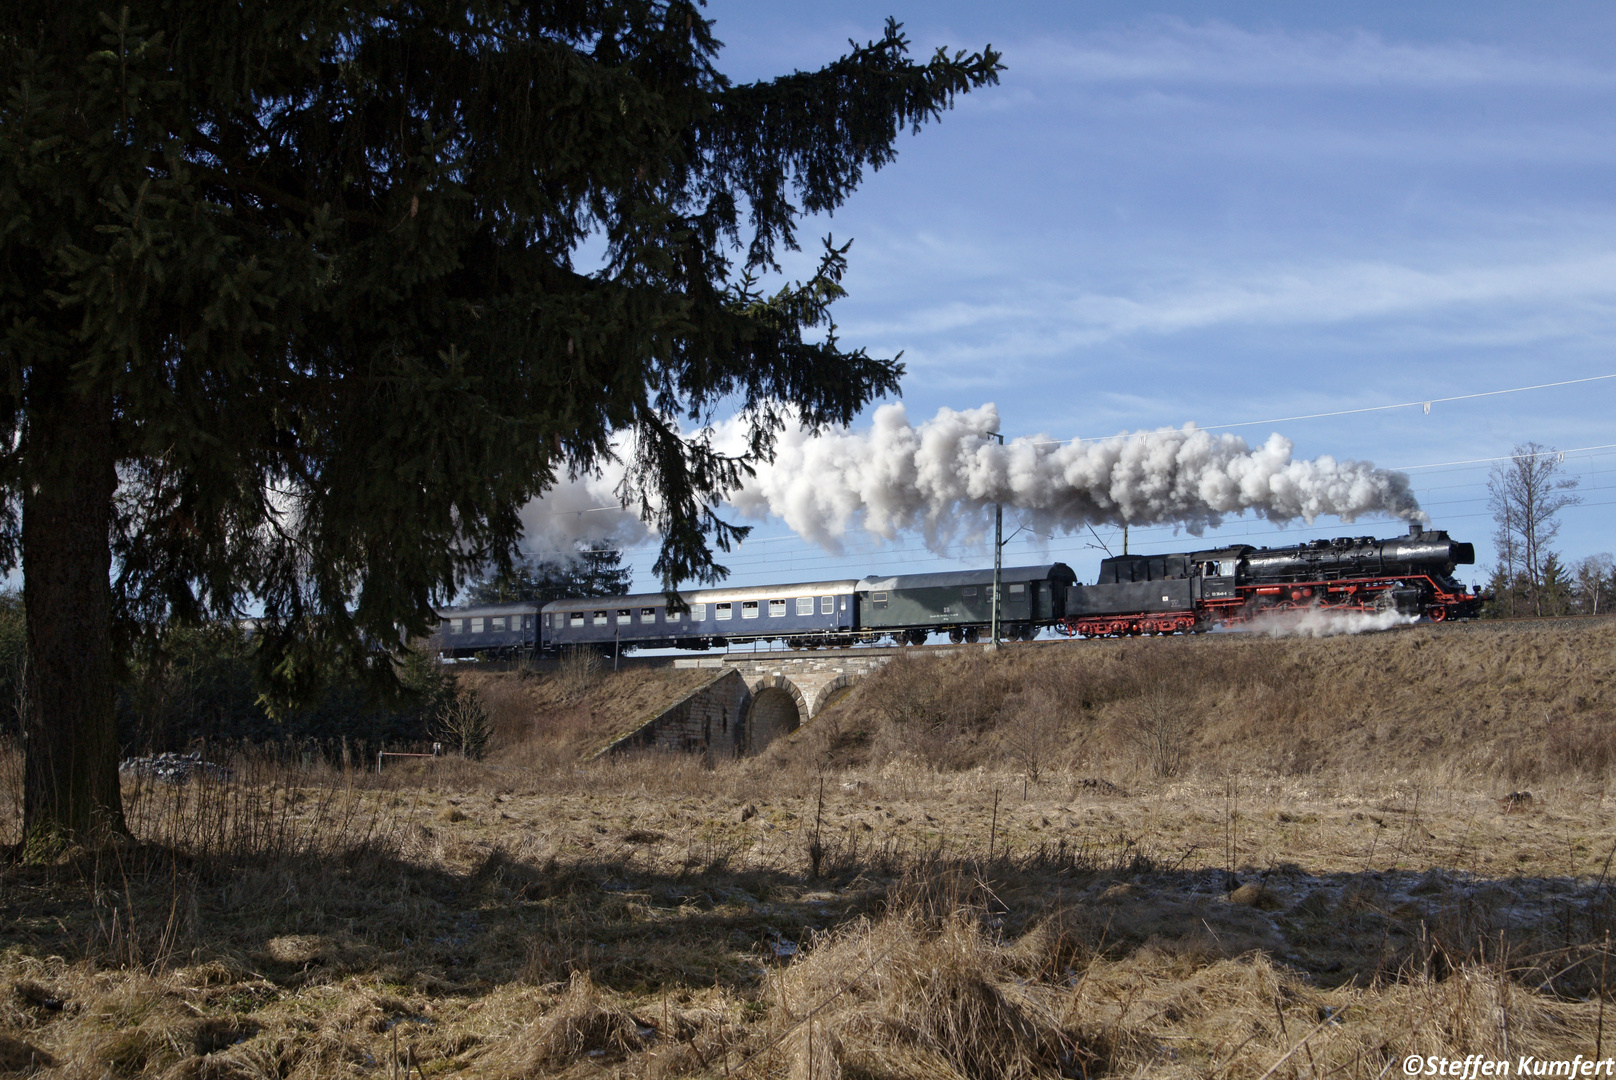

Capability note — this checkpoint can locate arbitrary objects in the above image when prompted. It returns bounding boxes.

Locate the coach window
[569,612,584,627]
[796,597,814,616]
[872,592,888,608]
[1009,583,1026,594]
[641,607,657,624]
[742,601,760,619]
[471,617,485,633]
[963,586,978,598]
[617,609,631,625]
[691,603,706,621]
[593,611,607,626]
[820,595,834,614]
[715,603,731,621]
[769,599,787,617]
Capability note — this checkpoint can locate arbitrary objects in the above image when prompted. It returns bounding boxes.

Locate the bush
[997,686,1068,783]
[1545,713,1616,776]
[117,626,456,758]
[1118,683,1190,777]
[432,693,492,759]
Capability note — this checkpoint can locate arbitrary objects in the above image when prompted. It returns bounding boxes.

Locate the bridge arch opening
[745,685,802,755]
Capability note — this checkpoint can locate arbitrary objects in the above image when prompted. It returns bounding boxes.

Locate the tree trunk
[21,373,122,852]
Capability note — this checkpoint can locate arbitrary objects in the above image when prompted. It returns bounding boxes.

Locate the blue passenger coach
[541,579,859,651]
[430,602,540,659]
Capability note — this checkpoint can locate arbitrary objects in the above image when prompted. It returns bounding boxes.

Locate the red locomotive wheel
[1429,607,1448,622]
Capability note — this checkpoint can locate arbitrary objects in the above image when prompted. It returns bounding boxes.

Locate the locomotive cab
[1187,546,1249,603]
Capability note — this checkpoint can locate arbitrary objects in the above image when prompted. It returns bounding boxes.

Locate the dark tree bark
[21,369,122,849]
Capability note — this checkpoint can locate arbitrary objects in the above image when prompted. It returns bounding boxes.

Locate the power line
[1023,372,1616,447]
[1198,373,1616,433]
[1393,442,1616,471]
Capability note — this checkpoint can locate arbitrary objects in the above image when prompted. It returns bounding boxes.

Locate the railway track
[717,612,1615,662]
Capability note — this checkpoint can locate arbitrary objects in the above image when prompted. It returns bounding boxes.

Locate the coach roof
[540,580,860,614]
[433,602,542,620]
[857,564,1076,593]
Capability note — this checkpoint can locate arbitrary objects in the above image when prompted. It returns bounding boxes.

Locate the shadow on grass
[5,828,1616,1003]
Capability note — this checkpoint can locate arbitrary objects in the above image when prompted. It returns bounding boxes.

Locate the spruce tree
[469,545,632,604]
[0,3,1002,849]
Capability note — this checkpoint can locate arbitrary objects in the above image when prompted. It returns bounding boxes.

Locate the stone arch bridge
[601,650,908,758]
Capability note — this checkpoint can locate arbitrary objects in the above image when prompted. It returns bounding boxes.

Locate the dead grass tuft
[772,905,1101,1080]
[0,1033,53,1072]
[508,971,651,1071]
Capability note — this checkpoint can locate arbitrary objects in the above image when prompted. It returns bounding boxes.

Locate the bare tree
[432,694,492,760]
[1488,443,1582,617]
[1575,553,1615,616]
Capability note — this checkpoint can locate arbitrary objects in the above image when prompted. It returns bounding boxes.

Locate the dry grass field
[4,618,1616,1079]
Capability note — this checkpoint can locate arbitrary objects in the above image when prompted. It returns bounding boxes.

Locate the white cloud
[835,248,1616,368]
[1019,19,1616,90]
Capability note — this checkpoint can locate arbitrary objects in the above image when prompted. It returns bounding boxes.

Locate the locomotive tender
[428,523,1479,657]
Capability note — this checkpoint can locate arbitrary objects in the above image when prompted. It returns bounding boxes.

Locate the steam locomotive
[429,523,1480,657]
[1060,522,1480,637]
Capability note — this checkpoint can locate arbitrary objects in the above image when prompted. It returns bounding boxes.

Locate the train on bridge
[430,523,1482,658]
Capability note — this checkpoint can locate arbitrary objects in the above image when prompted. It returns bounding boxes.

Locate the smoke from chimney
[723,403,1425,553]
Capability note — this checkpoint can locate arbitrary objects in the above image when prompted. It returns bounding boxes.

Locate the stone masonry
[604,648,939,758]
[604,669,752,759]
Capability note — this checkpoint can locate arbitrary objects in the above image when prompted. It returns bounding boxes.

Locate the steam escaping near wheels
[721,403,1424,552]
[1253,608,1420,638]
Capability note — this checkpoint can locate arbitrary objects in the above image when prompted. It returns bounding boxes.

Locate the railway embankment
[760,615,1616,780]
[458,616,1616,783]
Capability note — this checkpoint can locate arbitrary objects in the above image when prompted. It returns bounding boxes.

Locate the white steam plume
[723,403,1423,552]
[517,466,650,565]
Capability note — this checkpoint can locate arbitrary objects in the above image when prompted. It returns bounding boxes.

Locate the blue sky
[603,2,1616,592]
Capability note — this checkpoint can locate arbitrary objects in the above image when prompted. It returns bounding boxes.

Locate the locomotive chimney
[1409,521,1423,537]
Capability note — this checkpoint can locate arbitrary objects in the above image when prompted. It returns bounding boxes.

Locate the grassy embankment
[2,618,1616,1079]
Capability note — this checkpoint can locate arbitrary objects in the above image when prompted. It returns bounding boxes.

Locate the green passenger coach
[855,564,1078,644]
